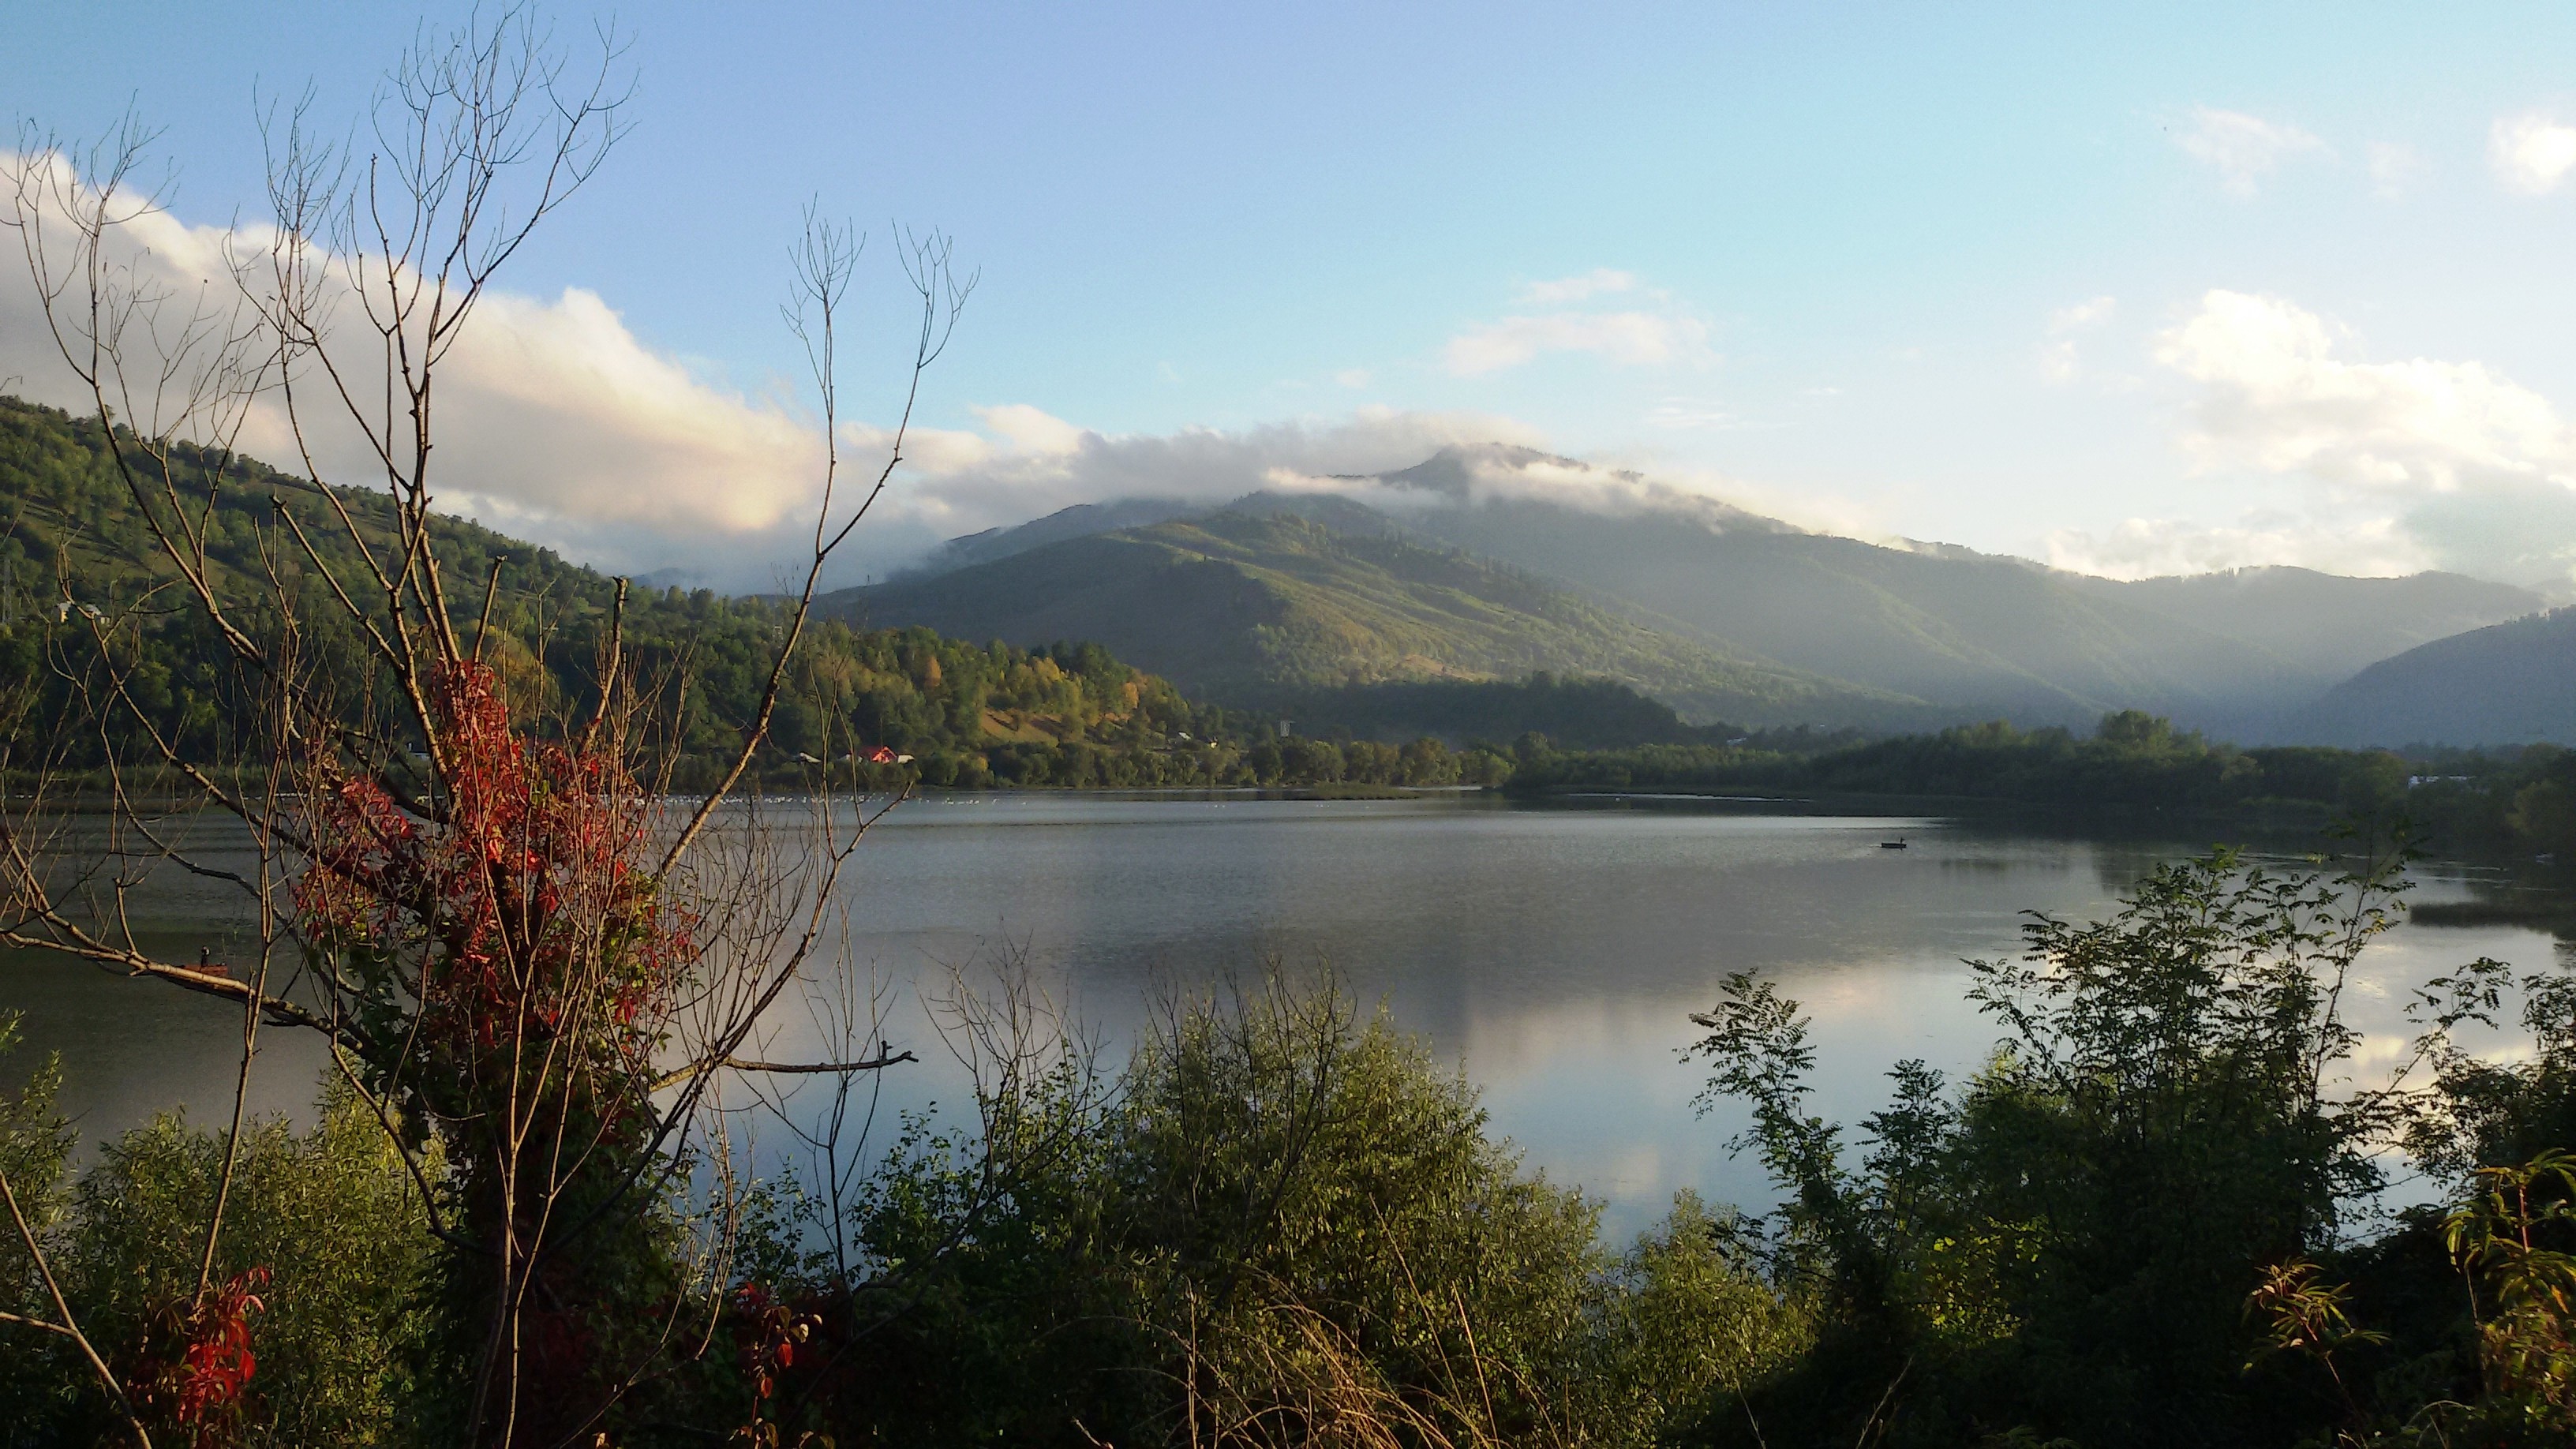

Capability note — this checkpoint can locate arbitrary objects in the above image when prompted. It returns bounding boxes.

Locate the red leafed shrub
[294,661,698,1081]
[290,661,711,1432]
[131,1267,270,1448]
[731,1282,822,1444]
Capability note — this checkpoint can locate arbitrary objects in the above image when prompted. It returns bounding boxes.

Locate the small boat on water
[1879,837,1908,849]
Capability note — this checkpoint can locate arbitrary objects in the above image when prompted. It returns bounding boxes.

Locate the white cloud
[0,153,1774,590]
[0,149,837,587]
[1262,439,1859,537]
[2489,113,2576,195]
[855,403,1555,532]
[973,402,1088,455]
[1333,368,1372,388]
[2051,296,2118,331]
[2367,140,2426,199]
[2173,107,2327,196]
[1444,271,1711,376]
[2040,295,2118,384]
[1516,268,1637,305]
[857,408,1891,561]
[2141,288,2576,584]
[2043,512,2428,581]
[1444,309,1711,376]
[1642,399,1743,431]
[2155,290,2570,489]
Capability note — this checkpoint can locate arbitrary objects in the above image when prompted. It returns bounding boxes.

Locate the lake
[2,792,2560,1238]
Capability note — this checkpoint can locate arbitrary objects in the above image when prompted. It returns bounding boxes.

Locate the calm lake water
[2,792,2563,1237]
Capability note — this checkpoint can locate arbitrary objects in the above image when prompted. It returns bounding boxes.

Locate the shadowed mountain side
[825,510,1927,727]
[2065,566,2546,683]
[2283,607,2576,746]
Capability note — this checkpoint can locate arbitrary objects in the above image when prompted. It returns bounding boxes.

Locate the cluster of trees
[957,728,1516,791]
[1677,841,2576,1446]
[1244,673,1864,756]
[1503,710,2576,859]
[1503,710,2410,812]
[2405,744,2576,859]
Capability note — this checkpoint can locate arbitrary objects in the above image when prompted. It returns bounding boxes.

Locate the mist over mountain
[899,496,1207,578]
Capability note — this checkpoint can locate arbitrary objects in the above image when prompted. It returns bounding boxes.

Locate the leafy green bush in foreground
[0,1066,438,1447]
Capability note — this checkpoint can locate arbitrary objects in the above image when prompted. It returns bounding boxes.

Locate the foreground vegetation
[6,839,2576,1446]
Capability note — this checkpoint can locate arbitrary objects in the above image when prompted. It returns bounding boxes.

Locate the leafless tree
[0,6,968,1443]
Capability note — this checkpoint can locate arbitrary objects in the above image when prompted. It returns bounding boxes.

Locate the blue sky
[11,2,2576,588]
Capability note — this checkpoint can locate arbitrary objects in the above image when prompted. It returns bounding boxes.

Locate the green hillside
[0,396,1224,787]
[829,506,1928,726]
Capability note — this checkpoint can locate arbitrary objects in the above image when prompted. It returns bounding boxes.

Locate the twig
[0,1163,152,1446]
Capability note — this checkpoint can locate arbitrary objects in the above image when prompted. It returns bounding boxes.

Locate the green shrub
[1,1076,444,1447]
[1687,848,2409,1447]
[0,1017,76,1443]
[823,973,1795,1447]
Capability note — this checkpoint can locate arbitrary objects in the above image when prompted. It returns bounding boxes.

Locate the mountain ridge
[826,506,1931,727]
[890,447,2548,738]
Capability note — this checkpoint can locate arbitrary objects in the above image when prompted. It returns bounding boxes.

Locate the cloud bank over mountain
[12,152,2576,595]
[2046,289,2576,589]
[0,154,1727,589]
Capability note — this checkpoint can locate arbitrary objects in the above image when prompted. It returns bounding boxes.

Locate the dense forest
[1507,708,2576,859]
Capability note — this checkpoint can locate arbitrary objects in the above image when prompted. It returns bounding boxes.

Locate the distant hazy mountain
[889,445,2549,737]
[1339,455,2297,730]
[829,507,1924,726]
[2284,608,2576,747]
[2065,567,2544,684]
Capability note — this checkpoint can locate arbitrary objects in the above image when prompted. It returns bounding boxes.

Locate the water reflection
[2,793,2563,1238]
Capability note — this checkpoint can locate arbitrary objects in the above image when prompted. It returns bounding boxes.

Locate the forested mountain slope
[0,396,1207,783]
[2065,564,2544,684]
[828,506,1929,726]
[1366,485,2303,730]
[2283,606,2576,747]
